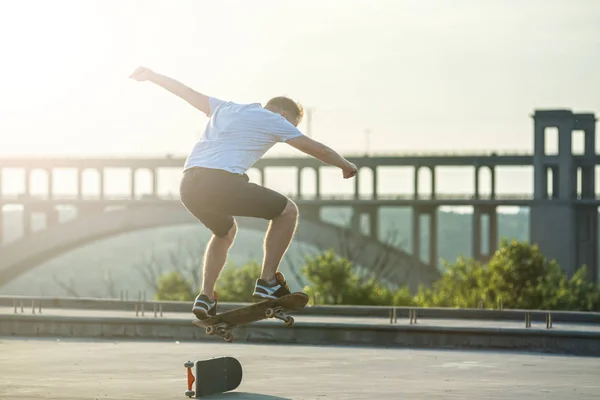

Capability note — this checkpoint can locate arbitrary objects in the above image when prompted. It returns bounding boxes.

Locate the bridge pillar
[430,166,436,199]
[413,166,419,198]
[490,166,496,198]
[576,113,598,281]
[298,204,321,222]
[296,167,302,197]
[47,168,54,199]
[412,205,438,268]
[530,110,598,280]
[77,169,83,199]
[368,207,379,240]
[474,166,480,198]
[472,205,498,262]
[151,168,157,196]
[46,207,60,228]
[131,168,136,199]
[581,116,596,197]
[24,168,31,196]
[350,207,361,232]
[23,206,32,237]
[99,169,105,199]
[372,166,378,198]
[349,206,380,239]
[575,205,598,281]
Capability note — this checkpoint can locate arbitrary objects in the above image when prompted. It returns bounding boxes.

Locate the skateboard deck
[184,357,242,398]
[192,292,309,342]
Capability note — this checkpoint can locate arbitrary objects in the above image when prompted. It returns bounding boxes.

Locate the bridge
[0,109,598,290]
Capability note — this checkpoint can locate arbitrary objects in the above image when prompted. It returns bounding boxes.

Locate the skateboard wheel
[224,332,234,343]
[284,316,294,326]
[265,308,275,318]
[185,390,195,397]
[184,361,194,368]
[205,326,215,335]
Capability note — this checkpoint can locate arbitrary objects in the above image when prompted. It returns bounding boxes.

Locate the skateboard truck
[184,357,242,398]
[184,361,196,397]
[265,305,295,326]
[205,324,235,342]
[203,305,295,342]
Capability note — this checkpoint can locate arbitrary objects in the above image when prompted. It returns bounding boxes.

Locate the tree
[155,271,194,301]
[539,264,600,311]
[413,256,487,308]
[301,250,414,306]
[414,239,600,311]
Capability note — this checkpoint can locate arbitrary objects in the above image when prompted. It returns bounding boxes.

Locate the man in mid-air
[130,66,357,319]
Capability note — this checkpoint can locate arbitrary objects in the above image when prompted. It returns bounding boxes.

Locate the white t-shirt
[183,97,304,174]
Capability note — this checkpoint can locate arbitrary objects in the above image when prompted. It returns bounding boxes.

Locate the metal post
[409,309,418,324]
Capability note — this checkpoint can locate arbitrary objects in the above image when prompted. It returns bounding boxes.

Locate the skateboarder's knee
[277,200,298,222]
[225,221,238,242]
[215,220,237,244]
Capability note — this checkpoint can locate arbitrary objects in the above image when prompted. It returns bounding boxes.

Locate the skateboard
[192,292,309,342]
[184,357,242,398]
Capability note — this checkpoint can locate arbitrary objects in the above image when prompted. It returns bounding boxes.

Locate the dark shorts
[179,167,288,237]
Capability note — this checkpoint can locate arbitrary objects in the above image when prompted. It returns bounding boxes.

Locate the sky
[0,0,599,199]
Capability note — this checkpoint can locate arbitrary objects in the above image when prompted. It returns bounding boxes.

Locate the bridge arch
[0,205,440,292]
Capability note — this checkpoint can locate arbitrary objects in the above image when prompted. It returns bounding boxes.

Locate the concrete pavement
[0,337,599,399]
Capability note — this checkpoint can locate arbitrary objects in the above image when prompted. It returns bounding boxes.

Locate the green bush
[413,256,487,308]
[155,271,194,301]
[414,239,600,311]
[301,250,413,306]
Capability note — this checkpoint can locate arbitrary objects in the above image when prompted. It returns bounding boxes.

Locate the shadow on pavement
[200,392,292,400]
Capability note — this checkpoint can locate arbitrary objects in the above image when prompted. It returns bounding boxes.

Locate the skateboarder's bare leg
[261,200,298,282]
[201,221,238,300]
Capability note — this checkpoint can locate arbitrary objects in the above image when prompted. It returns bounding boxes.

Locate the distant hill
[0,206,530,298]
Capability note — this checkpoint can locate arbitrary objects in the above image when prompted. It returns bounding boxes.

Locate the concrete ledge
[1,295,599,324]
[1,313,599,357]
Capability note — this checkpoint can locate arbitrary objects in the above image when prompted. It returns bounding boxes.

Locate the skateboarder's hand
[342,162,357,179]
[129,66,155,82]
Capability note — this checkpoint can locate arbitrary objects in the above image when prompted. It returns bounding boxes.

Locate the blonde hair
[265,96,304,125]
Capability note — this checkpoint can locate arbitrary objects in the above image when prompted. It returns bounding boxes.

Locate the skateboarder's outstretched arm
[129,66,211,117]
[286,135,357,179]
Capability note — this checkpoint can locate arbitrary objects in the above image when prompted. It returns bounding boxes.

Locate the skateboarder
[130,66,357,319]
